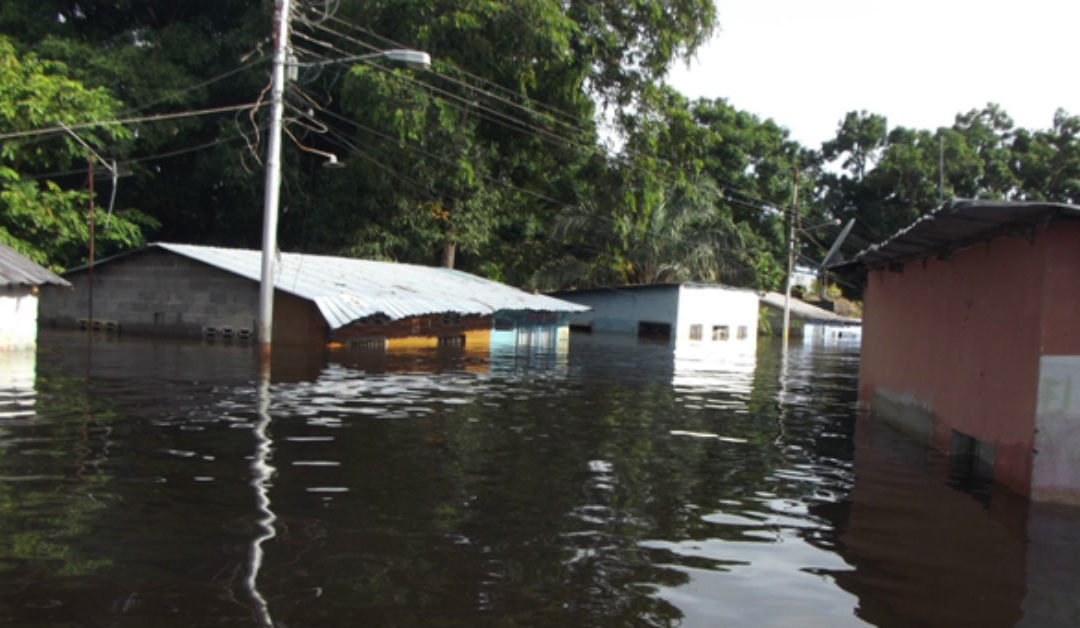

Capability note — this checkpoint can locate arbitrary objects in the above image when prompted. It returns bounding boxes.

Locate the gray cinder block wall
[40,249,260,339]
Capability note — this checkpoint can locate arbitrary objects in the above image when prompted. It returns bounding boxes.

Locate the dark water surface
[1,330,1078,627]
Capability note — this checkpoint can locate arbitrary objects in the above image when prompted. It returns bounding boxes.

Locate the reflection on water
[0,329,1077,627]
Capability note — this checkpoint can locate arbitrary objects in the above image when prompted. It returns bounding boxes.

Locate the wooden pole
[87,155,95,328]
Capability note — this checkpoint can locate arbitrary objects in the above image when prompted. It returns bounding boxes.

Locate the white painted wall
[673,285,759,351]
[1,287,39,350]
[1032,355,1080,504]
[792,265,817,291]
[0,349,35,395]
[560,284,760,354]
[801,323,863,346]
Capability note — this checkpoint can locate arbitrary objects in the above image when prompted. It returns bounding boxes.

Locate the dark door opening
[637,321,672,341]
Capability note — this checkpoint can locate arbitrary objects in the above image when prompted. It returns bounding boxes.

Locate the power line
[298,21,597,148]
[322,14,587,130]
[292,99,575,209]
[312,18,794,213]
[295,22,791,216]
[302,20,592,140]
[294,38,783,219]
[120,57,271,115]
[0,102,266,141]
[18,127,268,182]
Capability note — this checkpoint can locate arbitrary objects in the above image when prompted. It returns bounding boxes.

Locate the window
[689,324,703,341]
[637,321,672,341]
[737,325,748,340]
[438,334,466,348]
[712,325,730,341]
[349,336,387,352]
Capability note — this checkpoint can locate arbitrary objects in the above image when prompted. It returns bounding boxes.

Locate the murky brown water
[1,329,1078,627]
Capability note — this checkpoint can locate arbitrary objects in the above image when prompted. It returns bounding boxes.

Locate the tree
[0,36,153,269]
[822,111,888,181]
[1012,108,1080,204]
[951,103,1018,197]
[533,88,799,291]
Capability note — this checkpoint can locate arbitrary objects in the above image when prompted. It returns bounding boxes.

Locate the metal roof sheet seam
[153,243,587,329]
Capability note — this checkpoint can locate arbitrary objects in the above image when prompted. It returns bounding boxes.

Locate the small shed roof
[113,243,586,329]
[0,243,70,288]
[831,199,1080,272]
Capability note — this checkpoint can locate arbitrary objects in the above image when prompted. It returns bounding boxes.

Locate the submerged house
[1,243,70,351]
[1,243,70,391]
[759,291,861,344]
[833,199,1080,503]
[550,283,759,350]
[39,243,587,354]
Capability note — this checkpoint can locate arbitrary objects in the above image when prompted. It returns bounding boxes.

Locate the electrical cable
[314,17,793,213]
[0,103,266,141]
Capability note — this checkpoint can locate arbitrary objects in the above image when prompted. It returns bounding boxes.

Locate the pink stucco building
[835,200,1080,503]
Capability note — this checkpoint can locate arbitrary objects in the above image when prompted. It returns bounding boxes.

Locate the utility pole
[782,166,799,351]
[87,156,95,328]
[60,122,112,331]
[258,0,292,364]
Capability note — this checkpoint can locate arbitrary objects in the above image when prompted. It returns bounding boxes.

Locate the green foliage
[541,88,798,291]
[818,103,1080,258]
[3,1,1076,294]
[0,36,154,269]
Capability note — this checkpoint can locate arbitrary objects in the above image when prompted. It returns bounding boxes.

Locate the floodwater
[1,329,1078,628]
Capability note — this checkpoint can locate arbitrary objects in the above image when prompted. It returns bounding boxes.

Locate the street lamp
[302,49,432,70]
[258,0,430,364]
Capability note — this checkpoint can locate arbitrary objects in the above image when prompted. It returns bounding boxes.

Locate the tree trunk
[441,241,456,268]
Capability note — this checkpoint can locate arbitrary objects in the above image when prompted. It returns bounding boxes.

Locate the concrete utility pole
[782,166,799,351]
[258,0,292,363]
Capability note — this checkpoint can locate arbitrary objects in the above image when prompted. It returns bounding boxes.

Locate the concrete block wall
[41,249,261,339]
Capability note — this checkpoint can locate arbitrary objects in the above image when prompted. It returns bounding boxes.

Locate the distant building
[833,200,1080,503]
[1,243,69,351]
[790,264,818,291]
[549,283,759,351]
[1,243,69,391]
[39,243,587,355]
[759,291,861,344]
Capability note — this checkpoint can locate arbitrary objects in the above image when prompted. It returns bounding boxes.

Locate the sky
[666,0,1080,149]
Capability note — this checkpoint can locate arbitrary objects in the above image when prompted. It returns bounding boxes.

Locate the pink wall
[858,229,1059,495]
[1040,223,1080,355]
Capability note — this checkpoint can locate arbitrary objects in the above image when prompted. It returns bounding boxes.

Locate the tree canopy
[1,1,1077,292]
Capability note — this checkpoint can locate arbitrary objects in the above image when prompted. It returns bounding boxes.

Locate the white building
[1,243,70,351]
[550,283,759,351]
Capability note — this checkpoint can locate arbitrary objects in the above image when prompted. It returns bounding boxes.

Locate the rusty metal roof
[831,199,1080,272]
[153,243,587,329]
[0,243,70,288]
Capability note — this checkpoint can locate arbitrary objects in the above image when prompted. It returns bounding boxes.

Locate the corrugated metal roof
[154,243,588,329]
[760,292,861,325]
[831,199,1080,272]
[550,282,758,297]
[0,243,71,288]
